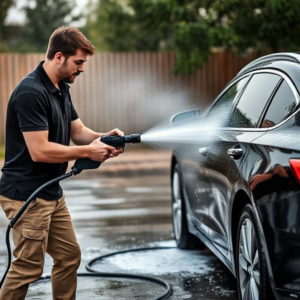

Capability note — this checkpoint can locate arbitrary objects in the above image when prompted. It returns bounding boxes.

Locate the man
[0,26,124,300]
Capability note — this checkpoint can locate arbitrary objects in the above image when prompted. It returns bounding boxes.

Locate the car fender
[229,179,280,299]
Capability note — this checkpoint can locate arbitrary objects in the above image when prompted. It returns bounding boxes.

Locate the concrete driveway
[0,150,238,299]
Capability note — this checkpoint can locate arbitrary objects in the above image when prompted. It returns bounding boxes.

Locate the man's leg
[0,195,56,300]
[46,196,81,300]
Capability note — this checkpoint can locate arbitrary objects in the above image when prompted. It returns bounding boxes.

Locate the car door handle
[199,147,209,155]
[227,148,243,159]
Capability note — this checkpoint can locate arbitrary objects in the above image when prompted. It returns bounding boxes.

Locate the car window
[261,80,297,128]
[207,76,249,127]
[230,73,281,128]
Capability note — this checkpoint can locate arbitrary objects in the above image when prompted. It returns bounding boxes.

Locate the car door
[243,77,300,289]
[203,72,282,261]
[183,75,250,239]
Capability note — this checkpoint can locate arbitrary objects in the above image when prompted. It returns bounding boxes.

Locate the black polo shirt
[0,61,79,201]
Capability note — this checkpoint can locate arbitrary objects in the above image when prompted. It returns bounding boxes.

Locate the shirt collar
[36,61,70,94]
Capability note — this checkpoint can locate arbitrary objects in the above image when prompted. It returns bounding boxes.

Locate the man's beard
[60,60,80,83]
[64,72,80,83]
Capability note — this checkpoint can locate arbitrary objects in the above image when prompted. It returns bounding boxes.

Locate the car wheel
[172,164,205,249]
[236,204,274,300]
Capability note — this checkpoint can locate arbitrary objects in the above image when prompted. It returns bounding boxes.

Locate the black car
[171,53,300,300]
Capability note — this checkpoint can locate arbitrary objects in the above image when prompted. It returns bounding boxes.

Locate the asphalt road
[0,150,238,299]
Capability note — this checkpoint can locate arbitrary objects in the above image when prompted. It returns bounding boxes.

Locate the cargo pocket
[22,228,46,262]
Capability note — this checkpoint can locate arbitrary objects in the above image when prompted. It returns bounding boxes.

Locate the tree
[85,0,300,74]
[22,0,79,52]
[0,0,15,50]
[202,0,300,53]
[85,0,166,51]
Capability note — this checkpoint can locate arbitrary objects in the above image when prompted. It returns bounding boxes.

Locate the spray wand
[72,133,141,174]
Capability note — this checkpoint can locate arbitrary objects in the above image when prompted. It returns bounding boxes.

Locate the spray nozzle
[101,134,141,148]
[124,134,141,144]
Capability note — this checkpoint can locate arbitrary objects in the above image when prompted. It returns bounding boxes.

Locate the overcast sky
[5,0,89,26]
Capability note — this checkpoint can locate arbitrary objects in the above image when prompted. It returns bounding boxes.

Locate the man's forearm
[72,126,103,145]
[32,142,91,163]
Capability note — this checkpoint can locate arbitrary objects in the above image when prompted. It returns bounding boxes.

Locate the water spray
[140,106,232,147]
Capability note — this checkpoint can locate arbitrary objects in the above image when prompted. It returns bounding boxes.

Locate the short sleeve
[71,102,79,121]
[13,93,49,132]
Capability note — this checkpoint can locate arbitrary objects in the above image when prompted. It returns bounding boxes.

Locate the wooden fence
[0,51,260,144]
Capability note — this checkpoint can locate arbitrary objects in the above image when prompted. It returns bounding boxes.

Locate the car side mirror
[170,110,201,125]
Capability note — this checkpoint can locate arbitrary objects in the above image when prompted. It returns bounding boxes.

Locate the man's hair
[46,26,95,60]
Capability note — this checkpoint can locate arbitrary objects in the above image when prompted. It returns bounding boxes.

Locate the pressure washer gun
[72,134,141,175]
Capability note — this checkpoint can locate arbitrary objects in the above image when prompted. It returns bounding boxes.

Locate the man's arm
[71,119,102,145]
[23,130,115,163]
[70,119,124,158]
[71,119,124,145]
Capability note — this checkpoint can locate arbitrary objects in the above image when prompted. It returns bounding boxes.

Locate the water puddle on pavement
[92,248,216,276]
[26,277,166,300]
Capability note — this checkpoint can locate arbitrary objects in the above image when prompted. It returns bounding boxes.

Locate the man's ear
[54,52,65,65]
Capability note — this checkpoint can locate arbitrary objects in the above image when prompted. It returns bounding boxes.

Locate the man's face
[58,48,88,83]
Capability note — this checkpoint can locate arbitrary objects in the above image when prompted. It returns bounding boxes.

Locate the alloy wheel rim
[238,218,261,300]
[172,171,182,240]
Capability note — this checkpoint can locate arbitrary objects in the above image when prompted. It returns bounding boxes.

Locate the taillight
[290,159,300,181]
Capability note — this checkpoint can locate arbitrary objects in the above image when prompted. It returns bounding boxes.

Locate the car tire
[171,164,205,249]
[236,204,274,300]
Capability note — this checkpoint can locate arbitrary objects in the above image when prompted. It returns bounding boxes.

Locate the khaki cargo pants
[0,195,81,300]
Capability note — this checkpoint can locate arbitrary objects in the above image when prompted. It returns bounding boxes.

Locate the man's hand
[89,138,116,162]
[105,128,124,137]
[104,128,125,158]
[109,147,124,158]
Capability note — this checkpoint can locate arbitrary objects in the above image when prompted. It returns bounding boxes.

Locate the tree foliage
[203,0,300,52]
[21,0,79,52]
[0,0,15,48]
[85,0,300,73]
[85,0,165,51]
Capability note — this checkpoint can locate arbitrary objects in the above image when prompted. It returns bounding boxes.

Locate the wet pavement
[0,150,238,299]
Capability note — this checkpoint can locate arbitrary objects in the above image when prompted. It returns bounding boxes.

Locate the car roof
[231,52,300,93]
